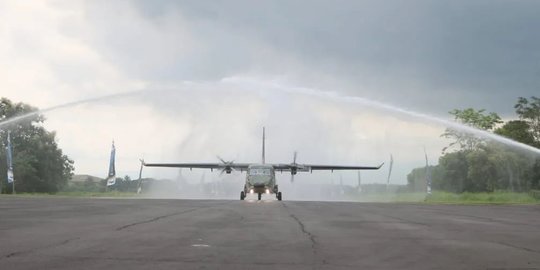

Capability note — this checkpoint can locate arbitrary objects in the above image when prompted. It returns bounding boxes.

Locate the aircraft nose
[250,176,271,186]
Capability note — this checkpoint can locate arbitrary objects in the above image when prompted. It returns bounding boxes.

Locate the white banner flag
[6,131,14,184]
[106,141,116,186]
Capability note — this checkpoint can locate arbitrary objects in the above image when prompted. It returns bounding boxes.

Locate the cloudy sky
[1,1,539,186]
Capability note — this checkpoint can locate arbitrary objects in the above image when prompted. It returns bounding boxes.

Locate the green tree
[407,165,443,192]
[410,101,540,194]
[514,96,540,146]
[485,143,530,191]
[495,120,536,147]
[435,108,512,193]
[437,151,469,192]
[530,159,540,190]
[0,97,74,193]
[466,149,498,192]
[442,108,502,153]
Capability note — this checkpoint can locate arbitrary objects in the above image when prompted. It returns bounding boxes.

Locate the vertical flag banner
[386,154,393,190]
[137,159,144,194]
[6,131,14,184]
[424,148,432,195]
[106,141,116,186]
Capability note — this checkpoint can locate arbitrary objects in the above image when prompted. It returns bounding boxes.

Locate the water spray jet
[1,78,538,158]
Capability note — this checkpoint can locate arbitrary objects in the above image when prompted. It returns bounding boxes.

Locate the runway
[1,197,539,269]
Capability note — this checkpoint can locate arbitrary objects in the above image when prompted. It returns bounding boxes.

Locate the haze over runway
[1,197,539,269]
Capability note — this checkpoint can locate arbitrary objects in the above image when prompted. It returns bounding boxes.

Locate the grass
[425,191,539,204]
[350,192,427,202]
[350,190,540,204]
[1,191,139,198]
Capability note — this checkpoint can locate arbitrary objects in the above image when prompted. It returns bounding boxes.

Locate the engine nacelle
[291,168,297,175]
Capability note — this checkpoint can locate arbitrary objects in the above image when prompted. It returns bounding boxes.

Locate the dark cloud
[92,0,540,116]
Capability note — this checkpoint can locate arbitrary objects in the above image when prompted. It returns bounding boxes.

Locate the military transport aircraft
[143,128,383,201]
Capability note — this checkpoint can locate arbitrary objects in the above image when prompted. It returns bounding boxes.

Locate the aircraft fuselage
[244,164,278,198]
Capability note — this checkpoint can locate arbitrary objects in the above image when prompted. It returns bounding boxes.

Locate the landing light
[250,189,254,194]
[265,189,270,194]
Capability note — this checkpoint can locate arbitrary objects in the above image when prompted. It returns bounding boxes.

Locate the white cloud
[0,1,146,107]
[6,1,527,187]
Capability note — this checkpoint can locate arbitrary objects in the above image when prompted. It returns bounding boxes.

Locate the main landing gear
[239,190,283,201]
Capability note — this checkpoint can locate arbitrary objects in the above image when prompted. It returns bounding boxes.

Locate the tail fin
[262,127,266,164]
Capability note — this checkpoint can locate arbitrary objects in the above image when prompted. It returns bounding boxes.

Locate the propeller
[290,151,298,183]
[217,156,235,175]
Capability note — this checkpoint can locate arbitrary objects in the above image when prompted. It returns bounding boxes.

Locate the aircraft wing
[143,162,251,171]
[272,163,384,172]
[305,164,384,171]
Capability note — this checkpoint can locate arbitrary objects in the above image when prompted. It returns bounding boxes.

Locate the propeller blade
[217,155,235,165]
[290,173,295,183]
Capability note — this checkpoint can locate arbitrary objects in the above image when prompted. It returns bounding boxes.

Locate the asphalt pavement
[1,196,539,269]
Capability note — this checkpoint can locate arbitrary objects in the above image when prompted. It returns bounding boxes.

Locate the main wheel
[277,192,282,201]
[258,193,262,200]
[240,191,245,200]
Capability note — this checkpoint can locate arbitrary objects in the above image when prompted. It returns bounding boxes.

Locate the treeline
[0,98,74,193]
[408,97,540,193]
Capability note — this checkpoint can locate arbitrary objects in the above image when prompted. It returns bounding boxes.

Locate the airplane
[142,128,383,201]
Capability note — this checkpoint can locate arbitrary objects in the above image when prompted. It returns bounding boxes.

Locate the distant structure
[106,141,116,187]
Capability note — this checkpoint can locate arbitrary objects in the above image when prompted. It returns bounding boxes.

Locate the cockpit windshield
[249,168,272,176]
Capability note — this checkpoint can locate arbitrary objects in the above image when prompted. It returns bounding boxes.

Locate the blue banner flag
[6,131,14,184]
[106,141,116,186]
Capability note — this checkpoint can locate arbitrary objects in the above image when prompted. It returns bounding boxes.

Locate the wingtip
[378,162,385,169]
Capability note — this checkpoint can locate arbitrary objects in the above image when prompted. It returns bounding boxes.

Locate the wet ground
[1,197,539,269]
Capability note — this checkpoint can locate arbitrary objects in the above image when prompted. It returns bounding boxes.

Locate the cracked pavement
[1,197,540,269]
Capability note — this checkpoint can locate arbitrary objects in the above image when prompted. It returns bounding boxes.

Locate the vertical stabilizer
[262,127,266,164]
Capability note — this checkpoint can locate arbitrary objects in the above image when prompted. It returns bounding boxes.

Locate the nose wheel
[240,191,245,200]
[276,192,282,201]
[257,193,262,200]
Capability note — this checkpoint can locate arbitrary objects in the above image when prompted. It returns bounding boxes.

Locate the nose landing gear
[276,192,282,201]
